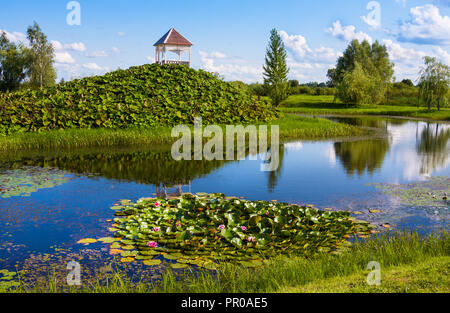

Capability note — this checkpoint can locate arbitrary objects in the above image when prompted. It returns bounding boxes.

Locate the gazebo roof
[154,28,193,47]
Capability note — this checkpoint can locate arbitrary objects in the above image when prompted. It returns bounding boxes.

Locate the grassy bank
[0,114,363,152]
[16,231,449,293]
[280,95,450,121]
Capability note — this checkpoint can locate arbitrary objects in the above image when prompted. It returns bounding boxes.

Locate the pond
[0,116,449,272]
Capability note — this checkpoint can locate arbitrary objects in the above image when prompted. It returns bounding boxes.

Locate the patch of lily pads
[81,193,375,268]
[0,167,71,198]
[371,176,450,213]
[0,269,19,292]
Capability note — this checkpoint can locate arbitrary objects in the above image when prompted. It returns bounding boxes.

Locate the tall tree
[418,56,449,111]
[332,39,394,105]
[0,32,30,92]
[26,22,56,88]
[263,29,289,106]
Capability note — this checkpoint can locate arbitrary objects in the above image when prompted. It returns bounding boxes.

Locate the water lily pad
[98,237,116,243]
[77,238,98,245]
[143,259,161,266]
[109,249,123,255]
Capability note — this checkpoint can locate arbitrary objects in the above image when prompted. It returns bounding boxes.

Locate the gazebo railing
[158,60,190,66]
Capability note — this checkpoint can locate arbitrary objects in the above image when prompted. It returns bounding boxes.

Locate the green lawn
[280,256,449,293]
[0,114,363,152]
[280,95,450,121]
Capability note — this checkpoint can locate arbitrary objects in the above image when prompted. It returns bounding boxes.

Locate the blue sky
[1,0,449,83]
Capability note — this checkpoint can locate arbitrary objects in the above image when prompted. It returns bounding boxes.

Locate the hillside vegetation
[0,64,277,135]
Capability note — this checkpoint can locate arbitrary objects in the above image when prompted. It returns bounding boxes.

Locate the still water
[0,116,449,268]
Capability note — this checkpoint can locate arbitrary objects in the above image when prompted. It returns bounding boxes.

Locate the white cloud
[210,51,227,59]
[54,51,75,64]
[117,32,125,37]
[82,62,103,71]
[279,31,311,58]
[52,40,86,52]
[199,50,262,82]
[397,4,450,45]
[146,56,154,63]
[51,40,63,50]
[65,42,86,52]
[434,47,450,64]
[111,47,120,53]
[327,20,373,44]
[0,30,27,43]
[280,30,341,64]
[382,39,426,62]
[279,30,341,82]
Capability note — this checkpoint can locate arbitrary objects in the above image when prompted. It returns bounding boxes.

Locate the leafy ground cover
[80,193,374,269]
[0,64,277,135]
[279,95,450,121]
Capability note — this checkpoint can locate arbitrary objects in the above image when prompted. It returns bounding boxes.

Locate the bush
[0,64,278,135]
[248,83,266,97]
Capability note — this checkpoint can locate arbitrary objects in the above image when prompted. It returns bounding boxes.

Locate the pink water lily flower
[241,226,247,231]
[219,225,226,230]
[147,241,158,248]
[154,202,160,207]
[247,236,256,242]
[176,222,182,227]
[153,227,161,232]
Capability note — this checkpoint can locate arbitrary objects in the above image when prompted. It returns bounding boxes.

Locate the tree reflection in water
[416,123,450,175]
[334,138,391,176]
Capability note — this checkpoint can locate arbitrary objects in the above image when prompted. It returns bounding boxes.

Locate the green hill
[0,64,277,135]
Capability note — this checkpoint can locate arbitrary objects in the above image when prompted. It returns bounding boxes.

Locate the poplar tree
[263,29,289,106]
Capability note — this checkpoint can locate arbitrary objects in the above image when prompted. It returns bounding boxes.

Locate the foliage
[333,40,394,105]
[0,64,277,135]
[103,193,374,268]
[248,83,266,97]
[26,22,56,88]
[288,85,335,96]
[0,32,31,92]
[263,29,289,106]
[418,56,450,111]
[336,62,387,105]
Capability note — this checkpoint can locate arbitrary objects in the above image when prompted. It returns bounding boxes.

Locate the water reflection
[334,138,391,176]
[416,123,450,175]
[2,149,228,186]
[267,145,285,192]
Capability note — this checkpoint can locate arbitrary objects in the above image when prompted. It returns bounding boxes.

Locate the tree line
[0,22,56,92]
[262,29,450,110]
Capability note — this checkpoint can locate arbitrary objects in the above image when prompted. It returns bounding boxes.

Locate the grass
[281,257,449,293]
[13,231,450,293]
[280,95,450,121]
[0,114,363,152]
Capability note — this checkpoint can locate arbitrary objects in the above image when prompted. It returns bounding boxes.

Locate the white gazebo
[154,28,193,67]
